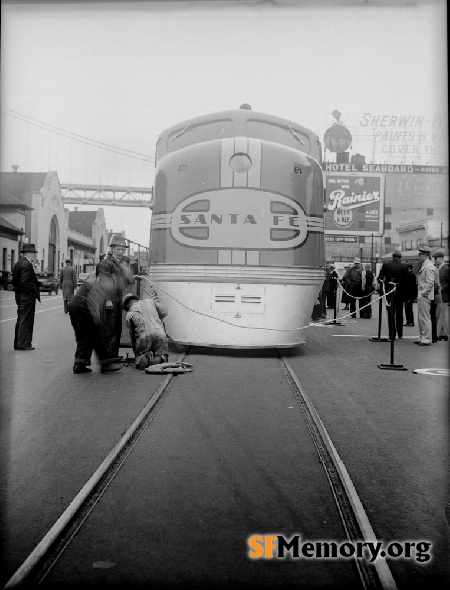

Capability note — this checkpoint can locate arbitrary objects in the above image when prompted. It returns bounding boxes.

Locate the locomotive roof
[156,109,322,164]
[159,109,319,140]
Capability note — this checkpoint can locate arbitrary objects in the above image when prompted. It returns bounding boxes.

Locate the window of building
[426,208,434,216]
[385,207,392,215]
[385,237,392,245]
[384,222,391,230]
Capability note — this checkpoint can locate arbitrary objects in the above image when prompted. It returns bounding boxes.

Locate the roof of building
[0,187,33,210]
[0,172,47,203]
[0,215,24,234]
[68,210,98,238]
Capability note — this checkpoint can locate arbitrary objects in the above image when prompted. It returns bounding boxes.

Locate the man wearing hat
[415,245,435,345]
[432,249,448,341]
[96,235,135,358]
[377,248,409,339]
[342,257,363,318]
[59,258,77,314]
[122,290,169,370]
[12,243,40,350]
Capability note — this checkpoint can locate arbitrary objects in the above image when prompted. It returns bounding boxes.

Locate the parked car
[0,270,13,291]
[36,272,59,295]
[77,272,91,287]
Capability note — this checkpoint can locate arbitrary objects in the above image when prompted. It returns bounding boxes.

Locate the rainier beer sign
[324,172,384,236]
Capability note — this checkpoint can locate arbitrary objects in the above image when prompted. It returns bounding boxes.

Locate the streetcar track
[5,347,397,589]
[4,352,187,588]
[277,350,397,590]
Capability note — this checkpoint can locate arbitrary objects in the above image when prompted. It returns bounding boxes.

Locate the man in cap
[59,258,77,313]
[415,245,435,345]
[432,249,448,341]
[12,243,40,350]
[325,264,339,310]
[96,235,135,358]
[342,257,363,318]
[377,248,409,339]
[122,290,169,370]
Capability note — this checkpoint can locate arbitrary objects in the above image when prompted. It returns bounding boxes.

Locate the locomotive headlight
[229,153,252,173]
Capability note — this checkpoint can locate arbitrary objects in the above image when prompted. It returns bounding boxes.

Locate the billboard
[324,172,385,237]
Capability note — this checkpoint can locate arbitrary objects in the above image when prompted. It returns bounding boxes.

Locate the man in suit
[415,245,435,345]
[59,258,77,313]
[377,248,409,339]
[360,264,376,318]
[12,243,41,350]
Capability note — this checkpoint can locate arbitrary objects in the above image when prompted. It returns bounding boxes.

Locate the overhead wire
[1,106,155,163]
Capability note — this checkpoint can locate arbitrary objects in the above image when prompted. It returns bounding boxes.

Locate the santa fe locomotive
[148,107,325,348]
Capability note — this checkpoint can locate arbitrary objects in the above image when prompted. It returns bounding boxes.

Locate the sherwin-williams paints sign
[324,172,384,237]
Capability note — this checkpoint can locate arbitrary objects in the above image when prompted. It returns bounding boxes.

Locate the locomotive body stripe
[247,138,261,188]
[220,138,234,188]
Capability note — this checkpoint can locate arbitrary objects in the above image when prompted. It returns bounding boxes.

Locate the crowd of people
[11,239,448,364]
[312,247,449,345]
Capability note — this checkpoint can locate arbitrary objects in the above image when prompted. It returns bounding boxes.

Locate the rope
[135,275,396,332]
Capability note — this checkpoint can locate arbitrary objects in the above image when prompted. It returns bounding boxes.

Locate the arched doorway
[48,216,58,273]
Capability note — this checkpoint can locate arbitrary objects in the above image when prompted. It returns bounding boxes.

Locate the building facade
[0,168,109,276]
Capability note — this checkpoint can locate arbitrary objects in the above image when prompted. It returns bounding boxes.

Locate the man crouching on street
[122,290,169,370]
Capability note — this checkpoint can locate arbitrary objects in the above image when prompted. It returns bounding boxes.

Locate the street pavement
[0,290,448,588]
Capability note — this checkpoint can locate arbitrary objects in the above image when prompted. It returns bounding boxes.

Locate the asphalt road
[0,290,448,588]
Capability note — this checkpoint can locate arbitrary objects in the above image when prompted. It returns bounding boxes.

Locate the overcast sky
[1,0,447,247]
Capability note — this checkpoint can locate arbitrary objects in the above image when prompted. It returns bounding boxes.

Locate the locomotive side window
[167,119,233,153]
[247,120,311,154]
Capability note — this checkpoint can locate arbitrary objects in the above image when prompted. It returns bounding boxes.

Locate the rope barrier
[134,275,397,333]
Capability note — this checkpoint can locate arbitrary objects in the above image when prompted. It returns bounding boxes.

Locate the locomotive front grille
[211,284,265,314]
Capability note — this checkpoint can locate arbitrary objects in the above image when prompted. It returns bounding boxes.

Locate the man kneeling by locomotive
[122,291,169,370]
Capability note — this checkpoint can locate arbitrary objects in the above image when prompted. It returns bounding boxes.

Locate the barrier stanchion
[369,282,390,342]
[378,283,407,371]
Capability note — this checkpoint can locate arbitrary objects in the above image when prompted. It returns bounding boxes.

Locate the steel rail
[277,351,397,590]
[3,352,188,589]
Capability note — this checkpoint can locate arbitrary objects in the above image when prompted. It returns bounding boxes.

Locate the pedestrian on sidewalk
[12,243,40,351]
[59,258,77,313]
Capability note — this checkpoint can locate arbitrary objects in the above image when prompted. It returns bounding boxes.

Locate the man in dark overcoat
[96,236,135,358]
[343,257,363,318]
[59,258,77,313]
[12,243,40,350]
[377,248,409,339]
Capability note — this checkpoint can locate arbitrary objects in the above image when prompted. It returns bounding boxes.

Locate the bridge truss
[60,184,153,208]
